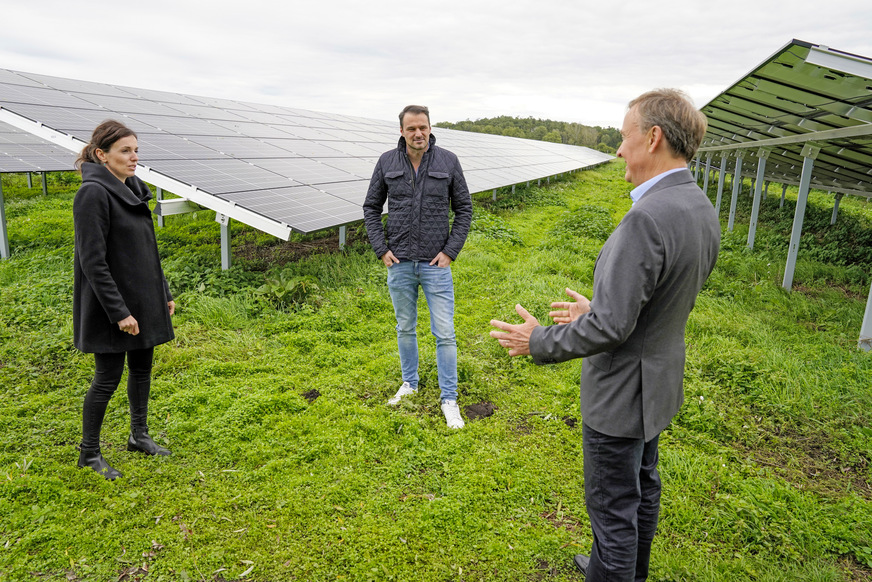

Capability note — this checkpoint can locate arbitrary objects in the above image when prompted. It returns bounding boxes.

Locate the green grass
[0,164,870,581]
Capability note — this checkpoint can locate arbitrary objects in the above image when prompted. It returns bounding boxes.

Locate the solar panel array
[697,39,872,199]
[0,68,612,235]
[0,119,76,172]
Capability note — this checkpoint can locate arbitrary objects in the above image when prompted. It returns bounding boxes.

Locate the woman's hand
[168,301,176,316]
[117,315,140,336]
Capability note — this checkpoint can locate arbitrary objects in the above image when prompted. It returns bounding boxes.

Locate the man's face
[616,107,649,186]
[400,112,431,153]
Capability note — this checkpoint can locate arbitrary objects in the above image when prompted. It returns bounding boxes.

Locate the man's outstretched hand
[489,304,540,357]
[548,288,590,324]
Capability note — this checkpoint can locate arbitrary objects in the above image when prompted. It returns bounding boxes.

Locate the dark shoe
[127,431,171,456]
[573,554,590,576]
[78,449,123,480]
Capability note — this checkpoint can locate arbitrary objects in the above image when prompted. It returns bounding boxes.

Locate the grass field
[0,161,870,581]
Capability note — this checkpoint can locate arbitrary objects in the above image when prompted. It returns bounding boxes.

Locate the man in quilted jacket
[363,105,473,429]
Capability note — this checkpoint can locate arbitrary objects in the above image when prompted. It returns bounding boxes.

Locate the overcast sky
[2,1,871,129]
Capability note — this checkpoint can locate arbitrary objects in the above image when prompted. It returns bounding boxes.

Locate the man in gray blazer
[490,89,720,581]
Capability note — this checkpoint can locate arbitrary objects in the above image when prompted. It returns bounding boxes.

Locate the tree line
[434,116,621,153]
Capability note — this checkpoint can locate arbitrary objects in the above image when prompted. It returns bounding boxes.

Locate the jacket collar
[81,162,152,207]
[639,168,694,199]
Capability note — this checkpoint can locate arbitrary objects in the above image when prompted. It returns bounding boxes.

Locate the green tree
[543,130,562,143]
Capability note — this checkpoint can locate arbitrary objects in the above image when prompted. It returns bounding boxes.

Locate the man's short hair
[399,105,430,127]
[629,89,707,162]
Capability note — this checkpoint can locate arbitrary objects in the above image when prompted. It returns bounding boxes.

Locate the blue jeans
[387,261,458,402]
[582,423,661,582]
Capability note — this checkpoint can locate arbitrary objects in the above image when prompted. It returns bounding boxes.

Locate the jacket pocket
[424,171,450,200]
[385,170,411,199]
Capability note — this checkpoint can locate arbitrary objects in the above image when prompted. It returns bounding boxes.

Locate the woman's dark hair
[75,120,137,171]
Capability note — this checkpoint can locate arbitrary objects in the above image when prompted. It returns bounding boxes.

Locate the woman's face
[96,135,138,182]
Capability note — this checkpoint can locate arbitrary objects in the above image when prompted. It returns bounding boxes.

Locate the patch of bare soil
[464,401,496,420]
[235,228,367,270]
[743,425,871,499]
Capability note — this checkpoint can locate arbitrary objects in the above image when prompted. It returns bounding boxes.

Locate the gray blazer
[530,169,720,441]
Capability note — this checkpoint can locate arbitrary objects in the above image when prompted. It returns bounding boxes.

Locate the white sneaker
[441,400,465,429]
[388,382,416,406]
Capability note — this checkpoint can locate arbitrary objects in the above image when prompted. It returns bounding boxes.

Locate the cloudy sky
[2,0,871,129]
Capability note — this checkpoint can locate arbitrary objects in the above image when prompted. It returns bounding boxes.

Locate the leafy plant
[255,271,322,308]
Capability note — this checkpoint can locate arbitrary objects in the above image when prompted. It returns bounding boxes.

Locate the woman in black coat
[73,120,175,480]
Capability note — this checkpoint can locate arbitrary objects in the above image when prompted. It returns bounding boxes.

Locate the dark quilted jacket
[363,134,472,262]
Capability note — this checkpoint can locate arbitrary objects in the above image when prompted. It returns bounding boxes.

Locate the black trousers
[582,423,661,582]
[80,347,154,451]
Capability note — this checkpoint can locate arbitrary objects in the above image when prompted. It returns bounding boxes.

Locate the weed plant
[0,165,870,581]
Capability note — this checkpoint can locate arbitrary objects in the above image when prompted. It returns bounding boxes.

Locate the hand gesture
[548,288,591,324]
[489,304,540,357]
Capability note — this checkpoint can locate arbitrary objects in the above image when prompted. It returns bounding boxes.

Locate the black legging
[80,347,154,451]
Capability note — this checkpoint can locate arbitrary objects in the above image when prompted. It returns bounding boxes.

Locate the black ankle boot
[78,449,123,480]
[127,431,171,456]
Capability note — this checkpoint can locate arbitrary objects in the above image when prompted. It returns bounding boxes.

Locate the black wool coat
[73,163,175,353]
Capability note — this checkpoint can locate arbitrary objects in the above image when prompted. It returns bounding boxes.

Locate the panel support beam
[860,283,872,352]
[748,149,769,250]
[216,213,232,270]
[701,153,712,194]
[715,153,727,214]
[782,145,820,290]
[339,226,346,249]
[830,193,844,225]
[156,187,164,228]
[0,177,9,259]
[155,198,200,216]
[728,154,743,231]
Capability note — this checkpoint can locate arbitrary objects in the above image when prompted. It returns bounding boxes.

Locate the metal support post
[715,154,727,214]
[780,184,788,208]
[156,187,164,228]
[860,282,872,352]
[41,173,48,196]
[728,154,743,232]
[27,173,32,188]
[492,189,497,201]
[702,154,712,194]
[0,178,10,259]
[763,181,769,200]
[216,213,231,270]
[339,225,346,248]
[748,149,769,250]
[693,156,700,181]
[831,193,844,225]
[782,145,820,290]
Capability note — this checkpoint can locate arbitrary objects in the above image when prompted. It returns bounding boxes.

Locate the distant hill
[435,116,620,153]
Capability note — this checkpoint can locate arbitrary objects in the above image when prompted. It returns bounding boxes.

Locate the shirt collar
[630,167,685,205]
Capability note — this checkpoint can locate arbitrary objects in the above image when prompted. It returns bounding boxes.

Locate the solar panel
[698,39,872,198]
[0,120,76,172]
[0,67,613,237]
